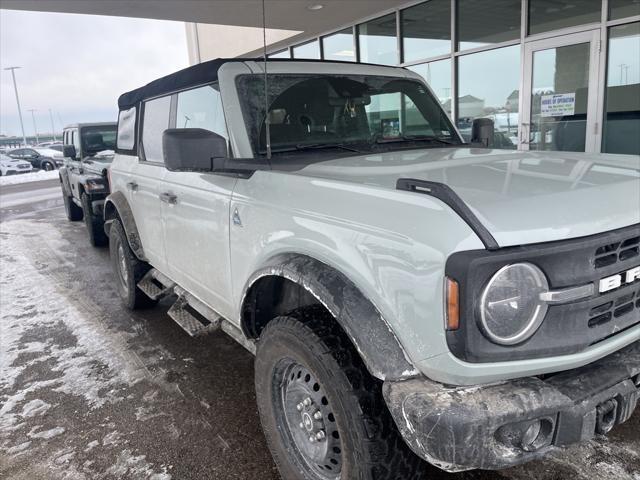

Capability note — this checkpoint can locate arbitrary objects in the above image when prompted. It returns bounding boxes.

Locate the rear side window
[141,96,171,163]
[117,107,137,151]
[176,84,228,139]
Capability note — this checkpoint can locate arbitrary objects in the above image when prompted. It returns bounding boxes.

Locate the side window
[141,96,172,163]
[117,106,137,151]
[176,84,228,139]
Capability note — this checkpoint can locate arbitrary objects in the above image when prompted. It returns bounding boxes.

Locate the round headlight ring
[479,263,549,346]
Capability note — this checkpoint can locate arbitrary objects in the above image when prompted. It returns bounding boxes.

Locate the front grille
[595,235,640,269]
[589,288,640,329]
[18,164,29,169]
[447,223,640,363]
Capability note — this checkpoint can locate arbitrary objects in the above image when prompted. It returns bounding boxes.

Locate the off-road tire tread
[109,218,157,309]
[81,193,108,247]
[63,190,83,221]
[257,305,430,480]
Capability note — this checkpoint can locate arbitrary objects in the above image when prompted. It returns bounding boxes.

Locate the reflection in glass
[529,43,590,152]
[292,40,320,59]
[268,49,290,59]
[408,59,452,115]
[457,45,520,148]
[358,14,398,65]
[176,85,227,139]
[528,0,601,35]
[457,0,520,51]
[603,22,640,155]
[401,0,451,62]
[322,29,355,62]
[609,0,640,20]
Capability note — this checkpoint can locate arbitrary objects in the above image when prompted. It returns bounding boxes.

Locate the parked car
[7,147,63,171]
[105,58,640,479]
[0,153,33,176]
[59,122,116,246]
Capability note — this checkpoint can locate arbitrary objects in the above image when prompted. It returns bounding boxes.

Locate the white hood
[292,147,640,247]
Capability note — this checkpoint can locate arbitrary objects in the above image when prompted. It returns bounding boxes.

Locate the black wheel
[81,193,108,247]
[62,190,83,221]
[109,218,157,310]
[42,161,55,171]
[255,306,430,480]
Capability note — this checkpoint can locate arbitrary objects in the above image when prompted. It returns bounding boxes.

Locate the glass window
[457,0,520,50]
[117,107,136,150]
[322,29,355,62]
[82,125,117,155]
[176,85,228,139]
[457,45,520,148]
[609,0,640,20]
[408,59,452,115]
[603,22,640,155]
[401,0,451,62]
[237,74,460,155]
[142,96,171,163]
[268,49,290,59]
[292,40,320,59]
[529,0,601,36]
[529,43,591,152]
[358,14,398,65]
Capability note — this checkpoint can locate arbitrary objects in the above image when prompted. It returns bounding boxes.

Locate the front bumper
[383,341,639,472]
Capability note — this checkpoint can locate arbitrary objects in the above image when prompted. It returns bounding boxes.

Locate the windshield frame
[235,71,463,158]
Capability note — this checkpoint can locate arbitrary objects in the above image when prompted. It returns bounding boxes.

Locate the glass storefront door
[521,30,601,152]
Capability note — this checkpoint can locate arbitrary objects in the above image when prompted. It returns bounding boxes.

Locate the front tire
[109,218,157,309]
[255,306,429,480]
[81,193,108,247]
[63,190,83,221]
[42,161,55,171]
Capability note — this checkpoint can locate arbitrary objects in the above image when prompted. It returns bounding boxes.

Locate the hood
[0,156,30,168]
[292,147,640,247]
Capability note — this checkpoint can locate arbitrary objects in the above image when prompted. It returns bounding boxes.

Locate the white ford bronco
[105,58,640,478]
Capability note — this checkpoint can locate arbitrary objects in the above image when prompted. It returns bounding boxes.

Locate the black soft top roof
[118,58,251,110]
[117,57,406,110]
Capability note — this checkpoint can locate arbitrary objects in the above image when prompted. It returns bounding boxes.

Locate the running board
[137,269,176,300]
[167,287,222,337]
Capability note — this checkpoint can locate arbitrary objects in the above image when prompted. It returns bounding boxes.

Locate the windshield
[81,125,117,156]
[237,74,461,156]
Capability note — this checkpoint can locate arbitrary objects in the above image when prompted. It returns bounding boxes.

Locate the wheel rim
[116,243,129,290]
[44,162,53,171]
[276,359,342,478]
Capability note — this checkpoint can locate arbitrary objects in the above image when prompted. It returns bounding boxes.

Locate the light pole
[48,109,57,141]
[28,109,39,144]
[4,66,28,146]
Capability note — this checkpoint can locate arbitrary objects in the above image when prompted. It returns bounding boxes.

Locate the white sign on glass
[540,93,576,117]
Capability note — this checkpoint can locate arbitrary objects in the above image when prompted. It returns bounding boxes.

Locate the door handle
[159,192,178,204]
[126,181,138,191]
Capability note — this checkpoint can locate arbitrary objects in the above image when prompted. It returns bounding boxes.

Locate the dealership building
[8,0,640,155]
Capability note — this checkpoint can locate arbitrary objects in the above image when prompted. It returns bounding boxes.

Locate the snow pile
[0,169,59,186]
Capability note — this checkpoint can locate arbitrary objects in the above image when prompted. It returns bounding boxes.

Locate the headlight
[479,263,548,345]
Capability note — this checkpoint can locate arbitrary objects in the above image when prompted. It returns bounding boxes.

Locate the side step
[137,269,176,300]
[167,287,222,337]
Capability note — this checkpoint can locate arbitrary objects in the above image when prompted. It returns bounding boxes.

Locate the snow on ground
[0,218,174,479]
[0,170,59,187]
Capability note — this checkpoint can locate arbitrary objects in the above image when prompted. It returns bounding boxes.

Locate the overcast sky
[0,9,188,137]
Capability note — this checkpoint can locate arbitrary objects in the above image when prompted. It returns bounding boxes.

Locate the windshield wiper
[374,134,457,145]
[265,143,363,154]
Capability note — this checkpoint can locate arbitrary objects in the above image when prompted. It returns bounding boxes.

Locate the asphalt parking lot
[0,180,638,480]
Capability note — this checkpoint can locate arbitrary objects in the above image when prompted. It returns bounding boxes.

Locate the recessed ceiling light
[307,4,324,11]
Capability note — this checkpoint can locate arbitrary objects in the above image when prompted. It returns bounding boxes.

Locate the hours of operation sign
[540,93,576,117]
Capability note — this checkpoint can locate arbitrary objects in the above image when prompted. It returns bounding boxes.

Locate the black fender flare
[103,191,147,261]
[58,167,72,196]
[241,254,418,381]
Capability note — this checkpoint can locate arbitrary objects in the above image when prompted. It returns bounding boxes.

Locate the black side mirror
[471,118,495,148]
[162,128,227,172]
[63,145,77,159]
